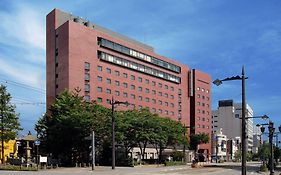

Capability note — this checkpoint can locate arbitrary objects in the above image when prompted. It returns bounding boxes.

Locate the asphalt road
[0,162,278,175]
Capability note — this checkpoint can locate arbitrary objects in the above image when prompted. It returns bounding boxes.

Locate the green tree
[35,90,113,166]
[189,133,209,152]
[0,85,21,163]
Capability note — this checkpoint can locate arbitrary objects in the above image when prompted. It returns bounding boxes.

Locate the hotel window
[170,111,174,116]
[201,88,205,92]
[158,92,162,96]
[106,99,111,104]
[197,109,200,113]
[197,125,200,128]
[158,100,162,105]
[197,102,200,106]
[123,92,128,97]
[207,104,209,107]
[197,87,200,91]
[202,117,205,121]
[106,78,111,84]
[152,108,156,112]
[145,89,149,93]
[206,90,209,93]
[115,81,120,86]
[152,99,156,104]
[202,103,205,107]
[115,70,120,76]
[130,75,135,80]
[138,105,142,110]
[165,102,168,106]
[106,68,111,73]
[145,98,149,102]
[131,85,135,90]
[123,73,128,78]
[171,103,174,107]
[85,73,90,81]
[197,94,200,98]
[206,126,209,129]
[207,97,210,101]
[158,109,162,113]
[97,76,102,82]
[138,96,142,101]
[202,125,205,128]
[131,94,135,99]
[138,87,142,92]
[171,86,174,91]
[115,91,120,96]
[97,87,102,92]
[84,62,90,70]
[152,90,156,95]
[85,84,90,92]
[202,110,205,114]
[164,93,168,98]
[123,83,128,88]
[165,110,168,115]
[106,89,111,94]
[152,81,156,86]
[164,85,168,89]
[97,66,102,71]
[84,95,90,102]
[145,79,149,84]
[138,77,142,82]
[97,97,102,103]
[202,95,205,99]
[158,83,162,88]
[171,95,174,99]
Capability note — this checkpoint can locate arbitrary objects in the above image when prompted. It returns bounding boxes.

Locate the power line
[0,76,46,94]
[12,102,45,105]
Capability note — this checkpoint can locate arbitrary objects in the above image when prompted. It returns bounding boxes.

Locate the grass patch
[0,165,38,171]
[165,161,186,166]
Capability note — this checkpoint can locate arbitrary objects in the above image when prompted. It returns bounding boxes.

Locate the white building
[212,100,254,152]
[252,125,262,154]
[211,128,227,161]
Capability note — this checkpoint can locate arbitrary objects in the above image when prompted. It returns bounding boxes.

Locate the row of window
[197,116,210,122]
[197,109,210,115]
[197,124,210,129]
[197,94,210,101]
[97,97,175,116]
[98,37,181,73]
[97,76,175,98]
[197,87,209,93]
[197,102,210,108]
[98,51,181,83]
[97,87,175,107]
[97,65,177,90]
[84,62,91,102]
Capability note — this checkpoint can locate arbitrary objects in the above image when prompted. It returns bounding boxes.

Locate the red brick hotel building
[46,9,212,157]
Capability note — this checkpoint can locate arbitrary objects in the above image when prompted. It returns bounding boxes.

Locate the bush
[0,165,38,171]
[260,164,268,172]
[165,161,185,166]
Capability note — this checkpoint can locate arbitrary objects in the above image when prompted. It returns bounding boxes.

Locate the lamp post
[258,120,280,175]
[213,66,247,175]
[111,96,129,170]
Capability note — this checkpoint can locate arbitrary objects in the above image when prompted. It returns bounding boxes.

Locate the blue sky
[0,0,281,135]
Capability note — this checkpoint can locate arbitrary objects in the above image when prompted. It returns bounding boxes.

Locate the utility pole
[241,66,247,175]
[92,131,95,171]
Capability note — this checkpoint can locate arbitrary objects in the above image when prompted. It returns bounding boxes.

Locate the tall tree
[0,85,21,163]
[190,133,209,152]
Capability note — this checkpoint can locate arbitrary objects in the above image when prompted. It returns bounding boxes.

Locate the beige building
[212,100,254,152]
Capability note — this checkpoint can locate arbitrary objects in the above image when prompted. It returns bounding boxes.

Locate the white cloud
[0,57,45,90]
[0,3,45,55]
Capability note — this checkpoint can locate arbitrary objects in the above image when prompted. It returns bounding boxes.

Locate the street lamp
[258,120,280,175]
[213,66,247,175]
[111,96,129,170]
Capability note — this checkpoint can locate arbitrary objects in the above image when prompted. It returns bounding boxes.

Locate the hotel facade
[46,9,212,158]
